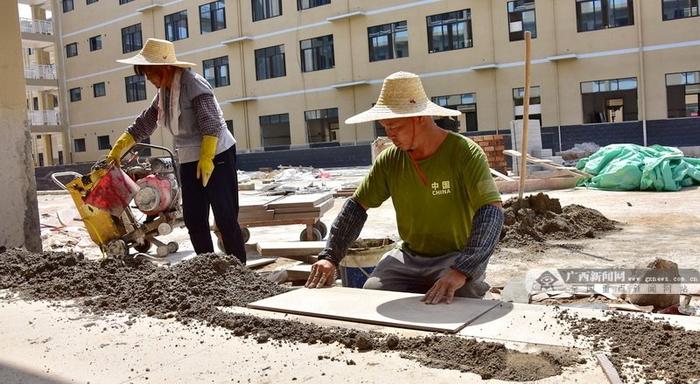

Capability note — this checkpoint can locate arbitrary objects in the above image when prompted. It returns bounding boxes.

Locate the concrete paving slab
[459,302,700,348]
[0,298,611,383]
[248,287,500,333]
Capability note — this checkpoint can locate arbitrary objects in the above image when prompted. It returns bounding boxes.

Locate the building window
[66,43,78,58]
[89,35,102,51]
[580,77,638,123]
[121,24,142,54]
[513,86,542,121]
[62,0,74,12]
[298,0,330,11]
[58,151,64,165]
[305,108,339,143]
[203,56,230,87]
[93,82,106,97]
[86,0,98,5]
[576,0,634,32]
[427,10,472,53]
[119,0,134,4]
[432,93,478,132]
[165,10,189,41]
[259,113,291,148]
[662,0,699,20]
[69,87,81,102]
[28,48,33,55]
[507,0,537,41]
[253,0,282,21]
[200,1,226,33]
[97,135,111,151]
[37,153,44,167]
[125,74,147,103]
[33,97,39,110]
[666,71,700,118]
[255,45,286,80]
[368,21,409,62]
[300,35,334,72]
[74,138,86,153]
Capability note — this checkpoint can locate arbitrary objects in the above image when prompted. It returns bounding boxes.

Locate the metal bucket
[339,238,395,288]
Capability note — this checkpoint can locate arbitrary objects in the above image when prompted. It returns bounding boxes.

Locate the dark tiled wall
[540,119,700,152]
[557,121,645,151]
[646,118,700,147]
[237,144,372,171]
[33,119,700,190]
[34,163,94,191]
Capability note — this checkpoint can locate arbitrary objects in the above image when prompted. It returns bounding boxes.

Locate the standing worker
[106,38,247,263]
[305,72,504,304]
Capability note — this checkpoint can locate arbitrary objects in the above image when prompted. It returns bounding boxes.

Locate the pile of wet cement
[0,249,286,320]
[0,248,578,381]
[500,193,618,247]
[557,308,700,383]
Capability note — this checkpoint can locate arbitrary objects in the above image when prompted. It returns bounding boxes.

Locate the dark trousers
[180,145,246,263]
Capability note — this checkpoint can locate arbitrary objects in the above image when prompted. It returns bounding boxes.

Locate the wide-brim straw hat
[345,71,461,124]
[116,38,195,68]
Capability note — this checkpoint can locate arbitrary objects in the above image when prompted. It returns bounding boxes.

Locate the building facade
[55,0,700,164]
[20,0,67,166]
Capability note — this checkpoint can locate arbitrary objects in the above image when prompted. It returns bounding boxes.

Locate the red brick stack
[469,134,508,174]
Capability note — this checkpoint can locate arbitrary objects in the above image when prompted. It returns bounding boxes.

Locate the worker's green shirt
[354,132,502,257]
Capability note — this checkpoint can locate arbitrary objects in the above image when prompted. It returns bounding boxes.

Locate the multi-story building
[19,0,67,167]
[55,0,699,165]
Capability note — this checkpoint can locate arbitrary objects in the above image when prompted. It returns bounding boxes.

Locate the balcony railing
[28,110,60,126]
[19,18,54,35]
[24,64,57,80]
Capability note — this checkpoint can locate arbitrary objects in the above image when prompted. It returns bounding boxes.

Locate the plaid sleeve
[318,198,368,265]
[127,95,159,142]
[452,204,504,281]
[192,94,223,137]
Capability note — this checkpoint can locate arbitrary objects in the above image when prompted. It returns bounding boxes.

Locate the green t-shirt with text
[354,132,501,257]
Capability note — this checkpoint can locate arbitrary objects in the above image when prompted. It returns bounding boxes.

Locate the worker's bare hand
[305,260,336,288]
[422,269,467,304]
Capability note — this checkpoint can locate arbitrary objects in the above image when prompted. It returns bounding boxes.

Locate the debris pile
[559,142,600,162]
[0,250,287,320]
[500,193,618,247]
[558,309,700,383]
[0,248,578,381]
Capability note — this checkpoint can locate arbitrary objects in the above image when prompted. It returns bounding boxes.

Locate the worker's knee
[456,275,490,298]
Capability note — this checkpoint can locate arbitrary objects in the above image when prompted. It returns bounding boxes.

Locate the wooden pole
[518,31,532,200]
[595,353,624,384]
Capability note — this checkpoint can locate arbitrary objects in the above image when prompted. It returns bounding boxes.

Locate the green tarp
[576,144,700,191]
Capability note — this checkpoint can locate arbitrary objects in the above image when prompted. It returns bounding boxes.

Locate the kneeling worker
[305,72,504,304]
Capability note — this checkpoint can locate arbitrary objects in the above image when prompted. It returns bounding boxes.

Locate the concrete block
[0,4,41,251]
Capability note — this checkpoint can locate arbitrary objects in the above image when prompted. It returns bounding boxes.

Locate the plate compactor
[52,144,184,258]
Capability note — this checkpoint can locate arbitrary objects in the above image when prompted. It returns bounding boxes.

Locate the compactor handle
[50,171,83,191]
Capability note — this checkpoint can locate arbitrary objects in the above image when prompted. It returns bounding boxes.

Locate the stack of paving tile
[266,193,334,220]
[256,241,326,261]
[238,195,281,222]
[333,185,357,198]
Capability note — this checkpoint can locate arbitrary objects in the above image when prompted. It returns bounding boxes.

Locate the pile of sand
[500,193,618,247]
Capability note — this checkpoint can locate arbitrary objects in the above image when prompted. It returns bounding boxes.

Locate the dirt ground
[11,182,700,383]
[37,181,700,290]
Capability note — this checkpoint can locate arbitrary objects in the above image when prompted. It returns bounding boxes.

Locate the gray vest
[170,69,235,163]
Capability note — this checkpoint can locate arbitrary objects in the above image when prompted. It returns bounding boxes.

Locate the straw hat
[116,38,195,68]
[345,71,461,124]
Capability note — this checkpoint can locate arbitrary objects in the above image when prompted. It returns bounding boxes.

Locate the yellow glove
[106,132,135,166]
[197,135,218,187]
